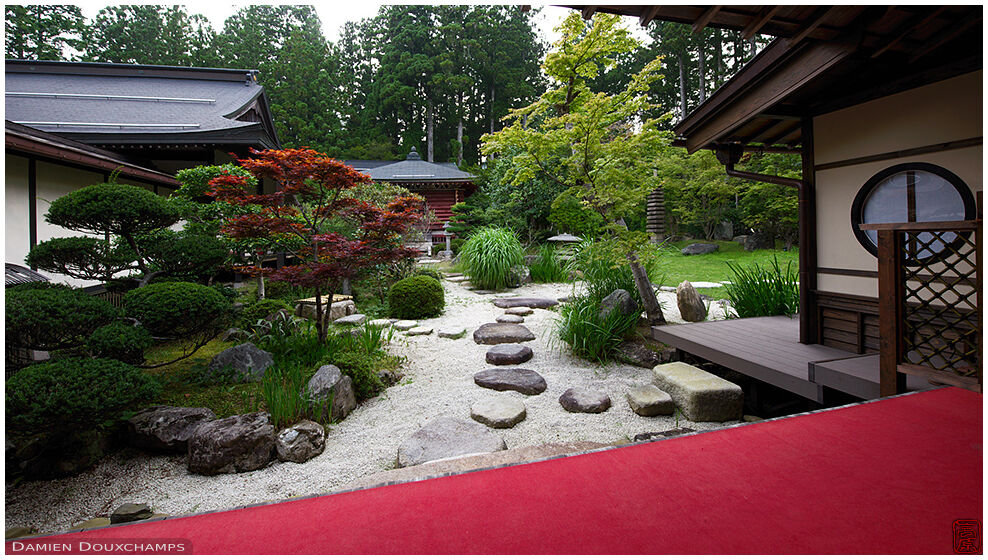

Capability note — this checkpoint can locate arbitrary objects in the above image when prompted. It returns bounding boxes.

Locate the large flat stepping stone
[504,306,533,316]
[474,368,547,395]
[333,313,366,326]
[447,277,468,283]
[626,385,674,416]
[496,314,524,324]
[492,292,517,298]
[653,362,742,422]
[559,388,611,413]
[473,323,536,344]
[438,326,467,339]
[493,297,558,309]
[406,326,433,336]
[393,320,418,331]
[367,319,393,328]
[396,417,506,468]
[471,395,527,428]
[486,344,533,365]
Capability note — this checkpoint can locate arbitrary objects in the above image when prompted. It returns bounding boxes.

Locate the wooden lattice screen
[863,220,982,396]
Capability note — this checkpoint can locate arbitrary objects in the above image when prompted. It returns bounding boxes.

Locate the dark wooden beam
[790,6,838,46]
[742,6,781,39]
[735,119,784,145]
[581,6,597,20]
[639,6,661,27]
[692,6,721,33]
[908,16,981,63]
[799,118,818,344]
[871,7,947,58]
[760,121,802,146]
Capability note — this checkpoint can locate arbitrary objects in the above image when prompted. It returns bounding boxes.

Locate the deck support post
[876,229,906,396]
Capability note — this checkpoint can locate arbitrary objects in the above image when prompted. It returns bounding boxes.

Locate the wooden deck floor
[651,316,885,402]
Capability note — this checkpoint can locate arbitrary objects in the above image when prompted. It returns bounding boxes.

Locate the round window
[851,162,976,260]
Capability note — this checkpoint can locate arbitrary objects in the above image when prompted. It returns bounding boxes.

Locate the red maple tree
[208,148,423,341]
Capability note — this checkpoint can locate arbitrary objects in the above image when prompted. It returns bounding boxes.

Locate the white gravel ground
[5,280,735,533]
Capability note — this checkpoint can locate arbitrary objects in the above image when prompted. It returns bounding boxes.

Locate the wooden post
[877,229,906,396]
[798,117,819,344]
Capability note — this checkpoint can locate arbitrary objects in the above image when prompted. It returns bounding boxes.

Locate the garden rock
[378,369,404,385]
[276,420,325,463]
[653,362,743,422]
[598,289,636,321]
[406,326,433,336]
[496,314,524,324]
[110,503,152,524]
[559,388,611,413]
[633,427,694,441]
[126,406,217,452]
[438,326,466,339]
[368,319,393,328]
[207,343,274,382]
[713,221,734,240]
[677,281,708,323]
[681,242,719,256]
[744,232,774,251]
[486,344,533,365]
[187,412,275,475]
[626,385,674,416]
[69,518,110,531]
[305,365,357,422]
[614,340,662,368]
[396,417,507,468]
[447,277,468,283]
[473,323,536,345]
[333,313,366,326]
[505,306,533,316]
[474,368,547,395]
[493,297,558,309]
[505,265,531,288]
[329,300,357,321]
[10,429,111,480]
[393,320,418,331]
[471,395,527,428]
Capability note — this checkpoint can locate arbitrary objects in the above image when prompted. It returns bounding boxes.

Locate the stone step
[474,368,547,395]
[559,388,611,413]
[486,344,533,365]
[495,314,524,324]
[652,362,743,422]
[470,395,527,428]
[472,323,536,345]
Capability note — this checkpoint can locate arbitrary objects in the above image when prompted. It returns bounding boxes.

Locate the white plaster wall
[6,155,31,266]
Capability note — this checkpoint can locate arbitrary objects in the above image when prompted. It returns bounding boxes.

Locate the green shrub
[26,236,135,282]
[529,244,568,283]
[6,285,117,351]
[450,237,466,255]
[264,280,315,304]
[413,267,442,281]
[388,275,444,319]
[458,227,524,290]
[555,295,640,361]
[6,358,160,435]
[141,229,229,280]
[123,281,230,338]
[45,182,180,237]
[725,256,799,318]
[87,322,152,365]
[334,350,385,400]
[175,164,257,200]
[341,321,394,355]
[549,193,606,237]
[240,299,291,330]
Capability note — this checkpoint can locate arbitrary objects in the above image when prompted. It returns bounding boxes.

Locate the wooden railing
[860,220,982,396]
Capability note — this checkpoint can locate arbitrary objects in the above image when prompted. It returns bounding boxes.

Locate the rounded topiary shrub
[388,275,444,319]
[6,285,117,351]
[87,322,153,364]
[6,357,160,434]
[240,299,291,330]
[123,281,230,338]
[45,182,180,236]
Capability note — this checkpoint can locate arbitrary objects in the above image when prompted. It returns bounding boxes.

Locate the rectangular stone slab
[652,362,743,422]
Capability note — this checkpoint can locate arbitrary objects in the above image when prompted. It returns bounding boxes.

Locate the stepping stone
[496,314,524,324]
[396,417,506,468]
[504,306,533,316]
[110,503,153,524]
[474,368,547,395]
[492,292,517,298]
[559,388,611,413]
[486,343,533,365]
[473,323,536,345]
[367,319,393,328]
[438,326,466,339]
[652,362,743,422]
[333,313,366,326]
[557,296,572,303]
[473,289,495,295]
[418,259,441,264]
[447,277,468,283]
[393,320,419,331]
[406,326,433,336]
[626,385,674,416]
[633,427,695,441]
[471,395,527,428]
[493,297,558,309]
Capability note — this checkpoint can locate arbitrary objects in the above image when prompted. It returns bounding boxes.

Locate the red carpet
[7,387,982,554]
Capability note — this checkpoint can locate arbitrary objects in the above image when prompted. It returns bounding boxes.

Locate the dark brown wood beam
[692,6,721,33]
[735,119,784,145]
[742,6,781,39]
[761,121,802,146]
[639,6,661,27]
[871,7,947,58]
[799,117,818,344]
[790,6,838,45]
[581,6,597,20]
[909,16,981,63]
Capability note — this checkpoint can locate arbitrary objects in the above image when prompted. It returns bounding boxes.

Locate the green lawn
[653,239,798,300]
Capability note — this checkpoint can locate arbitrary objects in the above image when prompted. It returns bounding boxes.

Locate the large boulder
[276,420,326,463]
[304,365,357,422]
[187,412,276,475]
[492,297,558,309]
[396,417,507,468]
[652,362,743,422]
[126,406,217,452]
[681,243,720,256]
[559,388,611,413]
[474,368,547,395]
[505,265,531,288]
[473,323,536,345]
[598,289,637,321]
[744,232,774,251]
[676,281,708,323]
[207,343,274,382]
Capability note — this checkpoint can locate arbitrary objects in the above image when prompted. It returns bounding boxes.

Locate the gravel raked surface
[5,279,736,533]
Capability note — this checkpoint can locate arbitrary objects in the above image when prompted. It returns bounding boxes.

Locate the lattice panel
[901,230,980,376]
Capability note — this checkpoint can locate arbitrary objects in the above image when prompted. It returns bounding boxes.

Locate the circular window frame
[850,162,976,263]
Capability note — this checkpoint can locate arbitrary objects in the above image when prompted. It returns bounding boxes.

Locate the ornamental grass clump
[458,227,524,290]
[555,294,640,362]
[528,244,568,283]
[725,256,799,318]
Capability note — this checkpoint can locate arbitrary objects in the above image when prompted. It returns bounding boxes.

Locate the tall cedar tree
[5,5,86,60]
[207,149,423,341]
